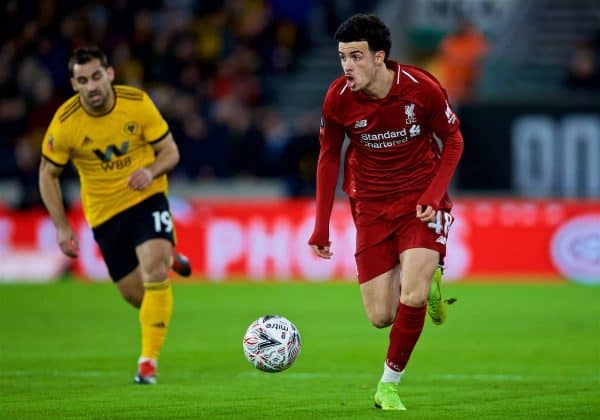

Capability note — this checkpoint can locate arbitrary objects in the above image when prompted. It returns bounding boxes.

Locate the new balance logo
[152,322,167,328]
[82,136,93,146]
[445,101,457,124]
[409,124,421,137]
[354,119,367,128]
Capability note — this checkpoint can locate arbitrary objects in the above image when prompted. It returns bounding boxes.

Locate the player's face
[71,59,115,112]
[338,41,379,92]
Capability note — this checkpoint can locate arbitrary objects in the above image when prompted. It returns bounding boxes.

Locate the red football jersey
[310,60,464,246]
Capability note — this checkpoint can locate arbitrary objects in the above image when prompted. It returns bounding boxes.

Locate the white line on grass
[5,370,599,383]
[238,371,600,383]
[3,370,121,377]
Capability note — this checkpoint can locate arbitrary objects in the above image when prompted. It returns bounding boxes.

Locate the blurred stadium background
[1,0,598,283]
[1,1,599,418]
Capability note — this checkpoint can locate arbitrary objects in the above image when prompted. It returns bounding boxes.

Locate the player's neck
[363,67,394,99]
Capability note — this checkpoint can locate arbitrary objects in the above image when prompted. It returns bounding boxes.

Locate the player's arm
[417,85,464,221]
[308,109,346,259]
[128,132,180,191]
[39,158,79,257]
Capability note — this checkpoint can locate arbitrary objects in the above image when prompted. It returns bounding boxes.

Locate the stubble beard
[84,90,108,112]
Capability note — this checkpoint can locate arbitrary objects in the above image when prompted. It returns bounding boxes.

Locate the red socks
[385,303,426,372]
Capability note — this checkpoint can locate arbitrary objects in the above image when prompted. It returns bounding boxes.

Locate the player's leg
[113,266,163,384]
[374,212,445,410]
[398,248,438,306]
[359,266,408,411]
[355,238,406,410]
[359,265,401,328]
[126,193,177,384]
[115,268,144,308]
[376,247,438,411]
[134,237,173,385]
[92,195,176,384]
[93,211,158,384]
[355,228,401,328]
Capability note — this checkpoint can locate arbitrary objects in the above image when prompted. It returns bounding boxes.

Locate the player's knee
[141,261,169,283]
[368,310,395,328]
[400,290,427,307]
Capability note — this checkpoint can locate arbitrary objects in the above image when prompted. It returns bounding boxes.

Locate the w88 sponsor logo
[101,156,131,172]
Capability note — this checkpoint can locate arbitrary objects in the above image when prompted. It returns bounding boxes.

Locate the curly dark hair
[334,14,391,61]
[68,46,109,76]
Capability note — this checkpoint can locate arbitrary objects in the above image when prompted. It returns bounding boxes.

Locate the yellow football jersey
[41,85,170,227]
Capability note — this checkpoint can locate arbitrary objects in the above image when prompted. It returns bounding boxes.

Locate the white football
[242,315,301,372]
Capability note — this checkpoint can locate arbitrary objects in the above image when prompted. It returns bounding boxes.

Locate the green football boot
[374,381,407,411]
[427,267,456,325]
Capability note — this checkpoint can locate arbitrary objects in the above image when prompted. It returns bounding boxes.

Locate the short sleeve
[141,92,170,143]
[41,118,71,166]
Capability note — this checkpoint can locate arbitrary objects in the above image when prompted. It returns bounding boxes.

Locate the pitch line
[4,370,598,383]
[238,371,600,383]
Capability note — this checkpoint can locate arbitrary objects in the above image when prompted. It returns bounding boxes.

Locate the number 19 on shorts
[152,210,173,233]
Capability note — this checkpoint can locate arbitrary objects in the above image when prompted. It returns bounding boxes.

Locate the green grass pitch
[1,280,599,419]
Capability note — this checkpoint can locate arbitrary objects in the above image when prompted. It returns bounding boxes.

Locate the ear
[70,77,78,92]
[375,51,385,65]
[106,66,115,83]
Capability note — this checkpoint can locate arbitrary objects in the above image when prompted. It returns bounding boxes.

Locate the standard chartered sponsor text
[360,129,409,149]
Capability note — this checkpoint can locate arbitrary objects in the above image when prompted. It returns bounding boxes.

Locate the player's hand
[57,225,79,258]
[310,244,333,259]
[128,168,153,191]
[416,204,436,223]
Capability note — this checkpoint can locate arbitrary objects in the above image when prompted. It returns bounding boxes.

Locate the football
[242,315,301,372]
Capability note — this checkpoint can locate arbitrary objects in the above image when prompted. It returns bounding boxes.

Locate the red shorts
[350,198,452,284]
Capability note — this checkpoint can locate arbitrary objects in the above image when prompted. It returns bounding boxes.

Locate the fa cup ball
[242,315,301,372]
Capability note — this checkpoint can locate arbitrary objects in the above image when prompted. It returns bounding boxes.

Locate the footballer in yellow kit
[42,85,169,227]
[39,47,187,385]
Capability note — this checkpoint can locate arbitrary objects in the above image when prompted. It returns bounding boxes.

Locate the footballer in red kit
[308,14,463,410]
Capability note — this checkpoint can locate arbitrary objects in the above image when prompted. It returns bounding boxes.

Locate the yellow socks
[139,279,173,360]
